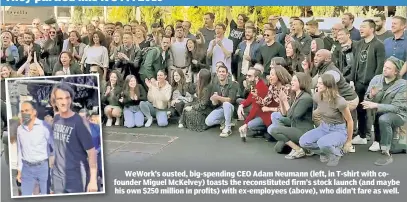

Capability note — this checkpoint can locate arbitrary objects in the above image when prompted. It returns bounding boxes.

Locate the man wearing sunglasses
[256,28,286,78]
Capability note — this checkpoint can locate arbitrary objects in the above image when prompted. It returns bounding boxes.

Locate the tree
[311,6,336,17]
[107,7,133,24]
[395,6,407,17]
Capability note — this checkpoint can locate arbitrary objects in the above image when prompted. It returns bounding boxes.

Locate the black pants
[355,82,372,138]
[374,113,404,148]
[270,126,304,153]
[84,64,92,74]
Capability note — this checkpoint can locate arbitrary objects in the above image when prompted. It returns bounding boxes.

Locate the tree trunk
[395,6,407,17]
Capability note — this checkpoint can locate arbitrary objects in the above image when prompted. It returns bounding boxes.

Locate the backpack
[140,46,161,67]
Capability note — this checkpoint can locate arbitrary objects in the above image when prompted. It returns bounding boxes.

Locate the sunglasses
[49,31,56,34]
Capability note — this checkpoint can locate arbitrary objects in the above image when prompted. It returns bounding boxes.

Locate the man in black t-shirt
[51,83,99,194]
[226,7,248,79]
[350,20,385,149]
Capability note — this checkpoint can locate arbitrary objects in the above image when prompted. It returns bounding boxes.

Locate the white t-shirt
[171,39,188,67]
[208,37,233,73]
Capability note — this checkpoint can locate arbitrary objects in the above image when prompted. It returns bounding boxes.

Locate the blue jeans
[266,112,284,134]
[265,112,284,140]
[205,102,234,130]
[21,160,49,195]
[299,122,347,156]
[123,106,145,128]
[139,101,168,127]
[247,117,266,130]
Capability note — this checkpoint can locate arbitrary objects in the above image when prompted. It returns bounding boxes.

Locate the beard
[376,25,383,31]
[315,61,324,69]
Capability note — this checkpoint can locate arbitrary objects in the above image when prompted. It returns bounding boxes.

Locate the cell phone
[251,86,256,93]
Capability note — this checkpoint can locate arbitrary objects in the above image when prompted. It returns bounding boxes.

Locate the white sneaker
[352,135,367,145]
[115,118,121,126]
[220,128,232,137]
[369,141,381,152]
[285,149,296,159]
[178,124,184,128]
[145,117,153,127]
[106,119,113,126]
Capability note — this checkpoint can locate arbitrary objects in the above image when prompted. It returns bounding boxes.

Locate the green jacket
[140,47,173,80]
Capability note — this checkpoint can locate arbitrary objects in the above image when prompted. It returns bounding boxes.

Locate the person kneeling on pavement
[360,57,407,166]
[205,65,239,137]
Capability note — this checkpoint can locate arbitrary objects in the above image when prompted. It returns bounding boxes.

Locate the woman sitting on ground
[268,72,314,159]
[139,70,172,127]
[102,70,123,126]
[170,69,195,117]
[178,68,212,132]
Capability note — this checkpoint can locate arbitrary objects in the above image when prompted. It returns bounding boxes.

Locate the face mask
[22,113,31,125]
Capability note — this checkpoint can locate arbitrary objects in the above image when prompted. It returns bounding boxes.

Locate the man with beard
[112,32,142,79]
[51,83,98,193]
[205,65,239,137]
[236,26,261,92]
[384,16,407,80]
[307,49,359,138]
[336,28,358,82]
[237,67,269,142]
[199,12,216,51]
[207,23,233,74]
[350,19,385,148]
[342,13,361,41]
[16,31,41,67]
[361,57,407,166]
[170,25,189,81]
[374,14,393,42]
[256,28,286,77]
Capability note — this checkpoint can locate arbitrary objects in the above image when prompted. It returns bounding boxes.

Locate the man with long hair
[51,82,98,193]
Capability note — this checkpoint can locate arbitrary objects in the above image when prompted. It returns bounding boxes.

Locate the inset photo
[4,74,105,198]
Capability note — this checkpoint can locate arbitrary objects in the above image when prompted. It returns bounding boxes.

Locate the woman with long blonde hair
[299,74,353,167]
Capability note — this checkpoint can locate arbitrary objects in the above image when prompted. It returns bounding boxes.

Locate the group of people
[1,8,407,195]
